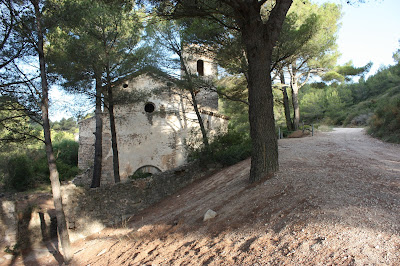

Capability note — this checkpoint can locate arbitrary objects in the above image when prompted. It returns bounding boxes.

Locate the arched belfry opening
[197,59,204,76]
[181,44,217,79]
[180,44,219,110]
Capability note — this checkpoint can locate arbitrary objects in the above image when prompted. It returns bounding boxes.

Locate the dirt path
[10,128,400,265]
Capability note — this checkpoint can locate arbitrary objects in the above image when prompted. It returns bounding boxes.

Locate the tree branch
[204,84,249,105]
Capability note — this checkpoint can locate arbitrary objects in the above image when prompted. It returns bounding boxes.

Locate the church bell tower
[181,44,219,111]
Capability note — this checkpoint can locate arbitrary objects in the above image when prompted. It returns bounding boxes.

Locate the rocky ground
[3,128,400,265]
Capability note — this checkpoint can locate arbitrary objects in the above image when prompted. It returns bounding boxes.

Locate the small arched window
[197,59,204,76]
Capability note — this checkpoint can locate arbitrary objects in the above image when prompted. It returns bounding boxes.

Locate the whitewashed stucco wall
[77,73,228,186]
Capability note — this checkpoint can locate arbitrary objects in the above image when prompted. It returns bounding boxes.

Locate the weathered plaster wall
[77,73,228,186]
[196,89,219,111]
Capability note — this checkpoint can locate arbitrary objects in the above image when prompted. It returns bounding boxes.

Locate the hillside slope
[8,128,400,265]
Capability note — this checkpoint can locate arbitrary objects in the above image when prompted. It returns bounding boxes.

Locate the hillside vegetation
[221,62,400,143]
[0,118,79,192]
[298,63,400,143]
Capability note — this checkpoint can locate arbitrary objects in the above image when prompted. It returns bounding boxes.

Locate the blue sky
[314,0,400,75]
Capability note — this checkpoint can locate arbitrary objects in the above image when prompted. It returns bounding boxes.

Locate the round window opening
[122,83,128,88]
[144,102,155,113]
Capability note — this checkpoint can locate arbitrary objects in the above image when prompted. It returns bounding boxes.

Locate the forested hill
[299,62,400,143]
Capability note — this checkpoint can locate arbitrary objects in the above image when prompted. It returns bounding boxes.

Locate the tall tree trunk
[241,17,278,182]
[291,82,300,130]
[91,72,103,188]
[280,72,293,131]
[189,87,209,149]
[32,0,72,262]
[236,0,292,182]
[106,70,120,183]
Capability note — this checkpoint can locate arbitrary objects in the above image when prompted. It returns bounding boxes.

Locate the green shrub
[31,151,50,184]
[188,131,252,166]
[299,88,325,122]
[56,161,79,181]
[343,98,378,126]
[53,139,80,181]
[129,171,152,180]
[5,155,34,191]
[4,139,80,191]
[53,139,79,166]
[368,95,400,143]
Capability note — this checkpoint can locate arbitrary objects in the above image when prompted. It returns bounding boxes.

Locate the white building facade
[77,48,228,186]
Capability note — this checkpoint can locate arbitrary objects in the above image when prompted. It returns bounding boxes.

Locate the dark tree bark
[106,68,120,183]
[189,87,209,149]
[32,0,72,262]
[242,28,278,181]
[232,0,292,182]
[91,72,103,188]
[280,72,293,131]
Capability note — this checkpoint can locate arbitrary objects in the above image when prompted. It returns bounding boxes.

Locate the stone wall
[0,161,217,250]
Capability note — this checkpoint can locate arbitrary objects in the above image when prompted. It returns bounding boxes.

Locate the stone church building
[77,47,228,186]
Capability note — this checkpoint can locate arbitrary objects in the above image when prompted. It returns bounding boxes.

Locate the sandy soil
[6,128,400,265]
